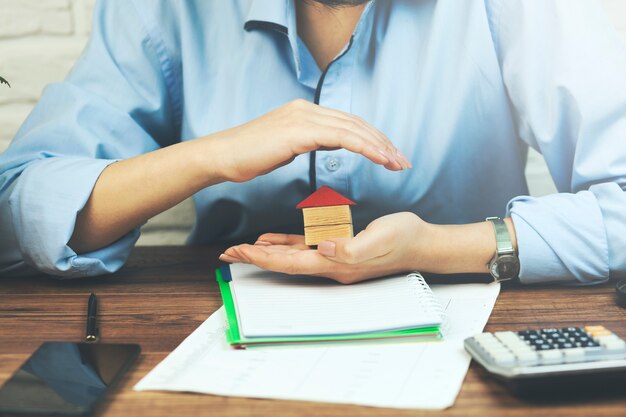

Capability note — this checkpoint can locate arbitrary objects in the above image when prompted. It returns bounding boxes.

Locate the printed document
[135,282,500,409]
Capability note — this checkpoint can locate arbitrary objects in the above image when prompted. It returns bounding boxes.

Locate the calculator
[464,326,626,396]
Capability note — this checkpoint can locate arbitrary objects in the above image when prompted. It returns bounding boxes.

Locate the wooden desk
[1,246,625,416]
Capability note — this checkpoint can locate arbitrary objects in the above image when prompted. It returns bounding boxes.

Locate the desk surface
[1,246,625,416]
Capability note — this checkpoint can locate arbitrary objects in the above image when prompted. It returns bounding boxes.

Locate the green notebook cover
[216,266,442,348]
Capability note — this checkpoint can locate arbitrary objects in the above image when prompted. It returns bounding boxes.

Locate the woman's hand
[205,99,411,183]
[69,99,409,256]
[220,213,434,284]
[220,213,514,283]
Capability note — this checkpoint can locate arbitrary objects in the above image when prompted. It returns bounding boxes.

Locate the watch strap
[486,217,514,255]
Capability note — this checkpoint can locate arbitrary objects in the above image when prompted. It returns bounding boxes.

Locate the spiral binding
[406,272,449,335]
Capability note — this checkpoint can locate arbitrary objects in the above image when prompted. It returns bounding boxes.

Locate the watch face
[496,255,520,279]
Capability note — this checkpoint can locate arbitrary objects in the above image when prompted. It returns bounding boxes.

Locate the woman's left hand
[220,212,438,284]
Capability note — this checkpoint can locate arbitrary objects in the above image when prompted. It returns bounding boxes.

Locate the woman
[1,0,625,285]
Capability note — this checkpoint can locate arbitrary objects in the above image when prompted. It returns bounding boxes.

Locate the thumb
[317,230,389,264]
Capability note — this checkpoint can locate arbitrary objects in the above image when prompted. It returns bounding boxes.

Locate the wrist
[192,132,233,185]
[413,219,517,275]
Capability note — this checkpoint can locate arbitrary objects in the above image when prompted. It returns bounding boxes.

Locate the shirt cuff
[507,191,609,285]
[8,157,139,278]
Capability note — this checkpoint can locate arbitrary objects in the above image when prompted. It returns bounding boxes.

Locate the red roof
[296,186,356,209]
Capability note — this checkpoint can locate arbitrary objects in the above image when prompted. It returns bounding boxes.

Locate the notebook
[216,263,445,348]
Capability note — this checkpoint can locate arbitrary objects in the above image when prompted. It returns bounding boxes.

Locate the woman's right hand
[205,99,412,183]
[69,99,410,255]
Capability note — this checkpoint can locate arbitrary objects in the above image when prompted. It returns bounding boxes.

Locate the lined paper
[228,263,443,337]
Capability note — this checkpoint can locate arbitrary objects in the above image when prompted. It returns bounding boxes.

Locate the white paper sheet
[135,282,500,410]
[228,263,443,337]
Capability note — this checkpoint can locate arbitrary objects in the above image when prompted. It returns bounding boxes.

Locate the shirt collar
[244,0,301,76]
[244,0,293,35]
[243,0,376,82]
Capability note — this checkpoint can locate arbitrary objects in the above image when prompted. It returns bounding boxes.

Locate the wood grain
[304,223,354,245]
[303,205,352,226]
[0,246,625,417]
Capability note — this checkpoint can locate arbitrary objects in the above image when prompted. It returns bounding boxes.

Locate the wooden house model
[296,186,356,246]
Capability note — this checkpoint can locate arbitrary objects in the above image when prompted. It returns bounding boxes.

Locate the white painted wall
[0,0,625,244]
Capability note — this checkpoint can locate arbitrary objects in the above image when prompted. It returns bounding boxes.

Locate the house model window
[296,186,356,246]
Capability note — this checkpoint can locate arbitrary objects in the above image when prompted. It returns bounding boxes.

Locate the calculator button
[588,329,613,337]
[541,328,559,334]
[507,341,533,351]
[494,331,518,339]
[475,337,499,345]
[493,352,516,366]
[584,325,606,332]
[485,347,513,359]
[563,347,586,363]
[582,346,605,360]
[595,334,620,342]
[495,331,521,344]
[515,351,539,366]
[535,344,553,350]
[602,339,626,351]
[539,350,563,365]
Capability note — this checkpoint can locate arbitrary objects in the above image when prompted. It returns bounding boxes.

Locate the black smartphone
[0,342,140,416]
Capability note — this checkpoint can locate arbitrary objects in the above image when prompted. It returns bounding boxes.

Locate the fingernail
[254,240,272,246]
[318,241,336,257]
[219,254,239,263]
[376,148,391,163]
[397,151,410,169]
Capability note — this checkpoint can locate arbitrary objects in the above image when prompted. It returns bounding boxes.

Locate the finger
[248,244,305,256]
[312,106,412,169]
[289,109,404,170]
[306,125,403,170]
[311,117,405,170]
[219,253,241,263]
[237,245,333,276]
[256,233,307,246]
[315,113,390,151]
[227,246,251,264]
[312,106,394,150]
[223,246,243,258]
[309,114,401,167]
[318,229,392,265]
[278,100,409,170]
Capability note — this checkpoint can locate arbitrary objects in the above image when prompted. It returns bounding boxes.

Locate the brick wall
[1,0,625,244]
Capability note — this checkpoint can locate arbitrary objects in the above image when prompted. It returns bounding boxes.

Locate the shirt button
[325,157,340,172]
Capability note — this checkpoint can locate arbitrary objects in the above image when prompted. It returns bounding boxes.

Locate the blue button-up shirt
[1,0,626,284]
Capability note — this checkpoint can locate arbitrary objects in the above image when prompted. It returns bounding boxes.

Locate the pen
[85,293,98,342]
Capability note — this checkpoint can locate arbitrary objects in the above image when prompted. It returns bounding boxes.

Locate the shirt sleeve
[0,0,181,278]
[484,0,626,284]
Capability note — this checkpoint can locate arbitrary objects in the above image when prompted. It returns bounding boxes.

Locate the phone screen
[0,342,140,416]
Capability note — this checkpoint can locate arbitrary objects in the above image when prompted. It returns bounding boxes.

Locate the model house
[296,186,356,246]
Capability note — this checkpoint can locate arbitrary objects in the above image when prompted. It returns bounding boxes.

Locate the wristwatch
[485,217,520,282]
